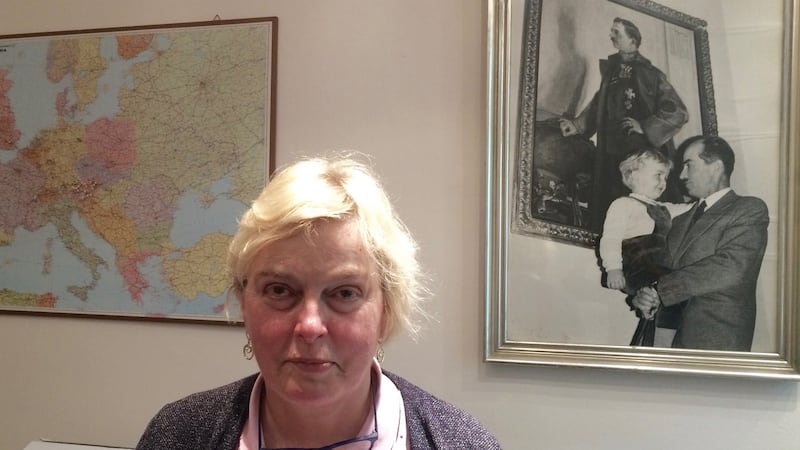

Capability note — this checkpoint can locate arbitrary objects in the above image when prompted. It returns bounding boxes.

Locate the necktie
[689,200,706,227]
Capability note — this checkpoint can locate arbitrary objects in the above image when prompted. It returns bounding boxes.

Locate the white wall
[0,1,798,449]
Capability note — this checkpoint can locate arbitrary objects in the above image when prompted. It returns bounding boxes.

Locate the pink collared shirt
[239,359,408,449]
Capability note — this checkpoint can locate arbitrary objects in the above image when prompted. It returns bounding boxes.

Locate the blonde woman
[136,156,500,450]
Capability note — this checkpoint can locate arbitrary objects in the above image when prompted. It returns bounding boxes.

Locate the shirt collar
[699,187,732,209]
[240,359,407,450]
[629,193,657,204]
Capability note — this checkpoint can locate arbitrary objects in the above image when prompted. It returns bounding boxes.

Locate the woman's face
[241,219,385,409]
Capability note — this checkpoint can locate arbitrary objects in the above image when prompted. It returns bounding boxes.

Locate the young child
[598,149,692,345]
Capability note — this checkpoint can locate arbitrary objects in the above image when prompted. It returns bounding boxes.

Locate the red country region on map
[119,251,159,303]
[85,117,137,171]
[38,293,57,308]
[0,70,22,150]
[56,88,77,119]
[0,157,46,233]
[116,34,154,60]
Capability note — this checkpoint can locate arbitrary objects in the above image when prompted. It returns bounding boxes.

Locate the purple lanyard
[258,381,378,450]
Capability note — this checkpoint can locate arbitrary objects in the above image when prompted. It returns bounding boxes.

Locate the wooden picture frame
[0,17,277,322]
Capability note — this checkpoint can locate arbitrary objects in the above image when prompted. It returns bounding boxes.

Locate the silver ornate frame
[485,0,800,378]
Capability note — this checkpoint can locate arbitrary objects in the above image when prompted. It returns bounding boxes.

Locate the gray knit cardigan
[135,371,501,450]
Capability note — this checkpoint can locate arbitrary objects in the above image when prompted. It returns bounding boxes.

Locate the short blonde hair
[227,155,426,340]
[619,148,673,190]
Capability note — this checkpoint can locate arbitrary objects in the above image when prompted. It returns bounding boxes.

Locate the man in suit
[632,135,769,351]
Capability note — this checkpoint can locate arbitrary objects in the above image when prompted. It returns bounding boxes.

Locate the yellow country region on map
[47,40,80,83]
[135,222,173,253]
[0,228,11,245]
[82,177,176,259]
[163,232,230,300]
[72,39,106,111]
[0,289,56,308]
[44,201,106,299]
[118,27,268,200]
[23,123,86,201]
[80,193,140,259]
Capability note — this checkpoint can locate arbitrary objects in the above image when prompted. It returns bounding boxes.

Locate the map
[0,19,275,320]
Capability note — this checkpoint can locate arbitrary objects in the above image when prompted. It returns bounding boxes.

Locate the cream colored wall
[0,1,798,450]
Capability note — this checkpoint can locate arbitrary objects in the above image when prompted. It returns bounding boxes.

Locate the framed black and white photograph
[485,0,800,378]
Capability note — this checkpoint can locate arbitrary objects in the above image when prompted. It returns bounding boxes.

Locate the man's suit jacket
[658,190,769,351]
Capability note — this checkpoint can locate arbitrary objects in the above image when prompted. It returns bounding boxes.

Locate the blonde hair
[227,155,426,340]
[619,148,673,190]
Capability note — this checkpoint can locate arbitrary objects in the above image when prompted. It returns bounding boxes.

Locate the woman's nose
[294,297,327,342]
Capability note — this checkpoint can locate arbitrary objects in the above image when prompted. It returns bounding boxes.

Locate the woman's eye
[258,283,298,310]
[328,287,363,309]
[264,283,292,298]
[337,288,358,300]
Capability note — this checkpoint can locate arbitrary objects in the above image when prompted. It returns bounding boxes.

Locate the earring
[243,336,254,360]
[376,342,385,364]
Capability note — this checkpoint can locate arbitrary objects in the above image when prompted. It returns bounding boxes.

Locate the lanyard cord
[258,379,378,450]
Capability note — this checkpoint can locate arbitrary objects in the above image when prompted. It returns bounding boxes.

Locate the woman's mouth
[288,358,333,373]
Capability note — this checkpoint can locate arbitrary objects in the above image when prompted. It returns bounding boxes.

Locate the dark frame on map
[485,0,800,379]
[0,17,277,323]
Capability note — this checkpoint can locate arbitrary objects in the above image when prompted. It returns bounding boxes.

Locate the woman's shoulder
[383,371,501,449]
[135,374,257,450]
[162,373,256,414]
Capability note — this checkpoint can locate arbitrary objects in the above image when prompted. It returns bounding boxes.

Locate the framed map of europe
[0,17,277,322]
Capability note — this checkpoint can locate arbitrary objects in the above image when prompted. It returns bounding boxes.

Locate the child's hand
[607,269,626,290]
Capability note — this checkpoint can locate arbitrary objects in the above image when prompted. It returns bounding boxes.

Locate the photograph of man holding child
[508,0,776,353]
